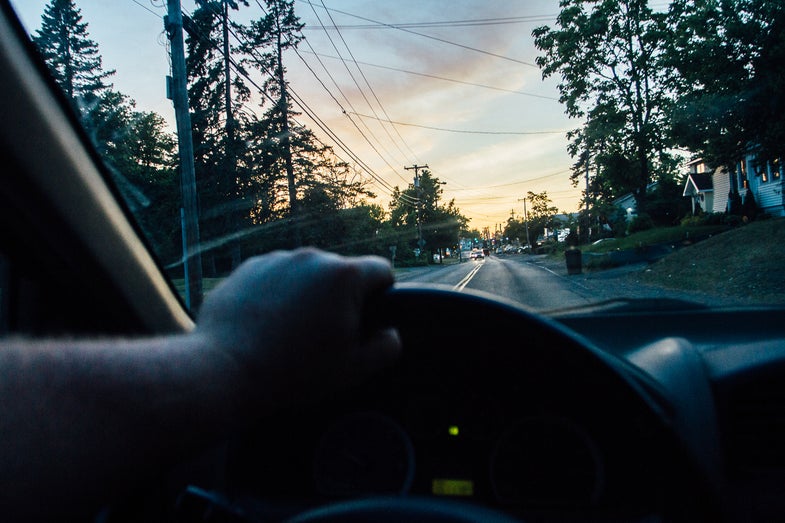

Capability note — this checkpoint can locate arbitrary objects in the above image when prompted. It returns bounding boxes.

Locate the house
[682,155,785,217]
[612,183,658,220]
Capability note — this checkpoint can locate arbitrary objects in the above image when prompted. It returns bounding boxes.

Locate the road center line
[454,262,483,292]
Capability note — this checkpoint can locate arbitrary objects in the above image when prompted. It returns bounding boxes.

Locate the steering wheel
[122,286,714,522]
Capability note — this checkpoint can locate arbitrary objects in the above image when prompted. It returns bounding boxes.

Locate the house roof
[683,173,713,196]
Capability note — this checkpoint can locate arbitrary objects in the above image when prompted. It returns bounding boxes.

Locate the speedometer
[490,416,604,506]
[313,411,415,497]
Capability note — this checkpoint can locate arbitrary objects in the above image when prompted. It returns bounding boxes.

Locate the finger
[350,327,402,377]
[348,255,395,293]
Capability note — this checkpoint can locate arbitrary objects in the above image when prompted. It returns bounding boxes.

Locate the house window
[761,163,769,183]
[773,158,782,180]
[739,160,748,189]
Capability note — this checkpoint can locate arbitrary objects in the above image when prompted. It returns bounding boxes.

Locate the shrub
[742,190,759,220]
[680,212,725,227]
[627,213,655,234]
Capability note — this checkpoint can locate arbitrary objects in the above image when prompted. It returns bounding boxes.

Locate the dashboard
[196,287,725,522]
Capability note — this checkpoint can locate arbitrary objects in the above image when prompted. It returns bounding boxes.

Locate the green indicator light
[448,425,459,437]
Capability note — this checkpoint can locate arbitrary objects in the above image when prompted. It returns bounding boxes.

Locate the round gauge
[490,416,604,506]
[313,411,415,497]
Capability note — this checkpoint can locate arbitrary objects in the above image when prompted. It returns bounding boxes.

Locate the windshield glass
[10,0,785,313]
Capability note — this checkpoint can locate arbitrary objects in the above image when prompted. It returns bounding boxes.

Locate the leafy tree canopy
[533,0,678,214]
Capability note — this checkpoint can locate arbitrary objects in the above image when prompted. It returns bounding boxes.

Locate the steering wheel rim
[170,285,712,523]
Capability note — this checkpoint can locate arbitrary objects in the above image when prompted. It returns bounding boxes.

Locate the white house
[682,156,785,217]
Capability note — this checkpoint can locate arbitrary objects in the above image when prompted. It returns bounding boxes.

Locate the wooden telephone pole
[166,0,203,309]
[405,164,428,255]
[518,197,531,249]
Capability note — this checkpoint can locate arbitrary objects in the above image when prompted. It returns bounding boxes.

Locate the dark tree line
[31,0,469,273]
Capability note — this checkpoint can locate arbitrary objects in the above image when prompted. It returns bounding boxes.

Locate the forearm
[0,333,240,518]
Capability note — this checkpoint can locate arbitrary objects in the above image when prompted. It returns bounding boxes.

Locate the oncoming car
[3,1,785,522]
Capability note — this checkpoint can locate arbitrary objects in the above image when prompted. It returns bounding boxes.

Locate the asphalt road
[394,253,744,311]
[395,256,596,312]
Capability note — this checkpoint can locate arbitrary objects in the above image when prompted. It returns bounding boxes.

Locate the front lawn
[580,224,729,254]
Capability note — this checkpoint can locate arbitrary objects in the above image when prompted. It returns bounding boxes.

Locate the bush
[627,213,655,234]
[680,212,725,227]
[742,190,759,221]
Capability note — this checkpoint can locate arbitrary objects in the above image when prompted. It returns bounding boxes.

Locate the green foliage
[387,170,469,258]
[627,213,655,234]
[533,0,677,214]
[680,212,726,227]
[647,174,690,226]
[666,0,785,170]
[32,1,182,266]
[504,191,559,245]
[31,0,114,112]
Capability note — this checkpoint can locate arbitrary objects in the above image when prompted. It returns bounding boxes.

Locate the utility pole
[405,164,428,256]
[585,151,591,241]
[222,0,241,268]
[518,197,531,249]
[166,0,203,309]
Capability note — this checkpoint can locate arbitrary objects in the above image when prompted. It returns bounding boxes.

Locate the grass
[541,218,785,304]
[639,217,785,303]
[580,224,729,253]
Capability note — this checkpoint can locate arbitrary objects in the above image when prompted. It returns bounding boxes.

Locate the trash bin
[565,249,582,275]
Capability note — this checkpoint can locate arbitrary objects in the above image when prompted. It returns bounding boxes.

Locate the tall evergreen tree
[186,1,252,273]
[239,0,304,223]
[31,1,181,267]
[32,0,113,115]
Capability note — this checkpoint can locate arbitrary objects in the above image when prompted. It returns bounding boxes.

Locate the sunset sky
[12,0,582,230]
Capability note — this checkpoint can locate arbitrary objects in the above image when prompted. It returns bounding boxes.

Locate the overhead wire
[296,0,539,68]
[182,2,417,203]
[302,14,559,31]
[298,49,558,101]
[348,112,569,136]
[246,1,418,202]
[317,0,419,164]
[129,0,162,18]
[303,0,414,177]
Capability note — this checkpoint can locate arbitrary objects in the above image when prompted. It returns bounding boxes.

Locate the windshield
[10,0,785,313]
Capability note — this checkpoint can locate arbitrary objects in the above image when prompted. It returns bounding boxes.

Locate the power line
[348,112,569,136]
[129,0,162,18]
[449,169,572,191]
[298,0,539,68]
[317,0,419,164]
[181,3,414,203]
[302,14,559,31]
[305,1,414,173]
[247,0,417,200]
[298,50,558,100]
